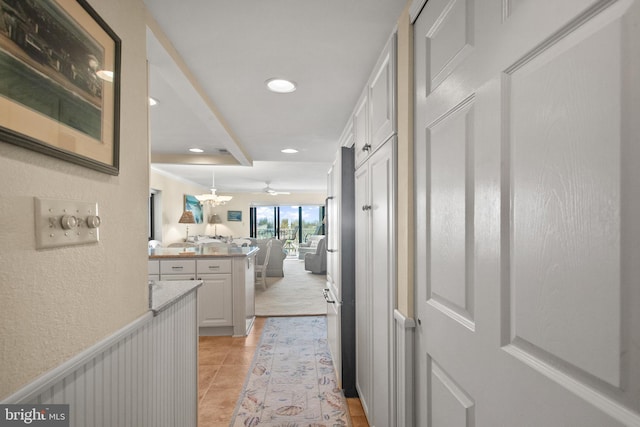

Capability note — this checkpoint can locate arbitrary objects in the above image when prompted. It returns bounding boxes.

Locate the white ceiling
[144,0,407,193]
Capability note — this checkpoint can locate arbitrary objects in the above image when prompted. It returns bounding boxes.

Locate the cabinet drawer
[197,259,231,274]
[160,274,195,281]
[160,259,196,275]
[148,260,160,275]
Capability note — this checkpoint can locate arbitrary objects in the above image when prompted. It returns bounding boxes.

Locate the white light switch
[35,198,100,249]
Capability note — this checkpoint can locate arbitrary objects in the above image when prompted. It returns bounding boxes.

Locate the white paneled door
[414,0,640,426]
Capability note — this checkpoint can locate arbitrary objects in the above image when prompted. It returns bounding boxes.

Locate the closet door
[414,0,640,426]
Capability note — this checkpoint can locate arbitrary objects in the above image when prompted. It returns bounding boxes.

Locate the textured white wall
[0,0,149,399]
[150,168,210,243]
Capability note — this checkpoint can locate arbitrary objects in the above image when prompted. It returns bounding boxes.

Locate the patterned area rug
[230,316,351,427]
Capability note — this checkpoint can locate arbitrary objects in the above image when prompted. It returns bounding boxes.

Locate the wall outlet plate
[34,197,100,249]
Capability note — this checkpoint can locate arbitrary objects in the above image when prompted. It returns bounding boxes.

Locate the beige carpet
[255,258,327,316]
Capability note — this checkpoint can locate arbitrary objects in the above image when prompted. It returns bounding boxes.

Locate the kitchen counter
[149,245,259,258]
[149,279,203,315]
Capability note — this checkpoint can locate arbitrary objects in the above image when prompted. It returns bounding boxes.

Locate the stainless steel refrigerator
[325,146,357,397]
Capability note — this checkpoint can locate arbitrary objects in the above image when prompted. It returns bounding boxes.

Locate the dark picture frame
[0,0,121,175]
[184,195,203,224]
[227,210,242,222]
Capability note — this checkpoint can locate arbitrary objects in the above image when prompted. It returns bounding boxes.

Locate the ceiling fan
[262,183,290,196]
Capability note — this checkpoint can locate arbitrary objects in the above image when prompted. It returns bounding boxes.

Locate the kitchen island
[149,245,259,336]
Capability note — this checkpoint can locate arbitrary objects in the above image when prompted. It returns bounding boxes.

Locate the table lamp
[208,213,222,236]
[178,210,195,242]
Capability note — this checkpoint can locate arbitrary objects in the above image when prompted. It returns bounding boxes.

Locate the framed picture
[0,0,121,175]
[227,210,242,222]
[184,195,203,224]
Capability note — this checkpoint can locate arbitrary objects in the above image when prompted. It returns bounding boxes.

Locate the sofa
[249,238,287,277]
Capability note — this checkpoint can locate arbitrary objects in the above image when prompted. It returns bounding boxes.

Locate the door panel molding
[428,356,475,427]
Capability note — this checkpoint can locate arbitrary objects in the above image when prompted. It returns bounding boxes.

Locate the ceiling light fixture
[195,171,233,207]
[189,148,204,153]
[281,148,298,154]
[266,78,297,93]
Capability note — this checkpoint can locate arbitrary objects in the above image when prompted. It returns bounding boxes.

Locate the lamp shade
[208,214,223,224]
[178,210,195,224]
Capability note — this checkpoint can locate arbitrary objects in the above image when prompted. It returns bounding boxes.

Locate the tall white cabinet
[355,138,396,427]
[352,30,397,427]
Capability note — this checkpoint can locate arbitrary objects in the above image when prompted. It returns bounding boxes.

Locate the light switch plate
[35,197,100,249]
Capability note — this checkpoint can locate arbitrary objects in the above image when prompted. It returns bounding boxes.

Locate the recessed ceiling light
[266,78,297,93]
[281,148,298,154]
[189,148,204,153]
[96,70,114,82]
[148,97,159,106]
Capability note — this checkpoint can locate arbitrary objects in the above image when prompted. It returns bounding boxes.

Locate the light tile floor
[198,316,369,426]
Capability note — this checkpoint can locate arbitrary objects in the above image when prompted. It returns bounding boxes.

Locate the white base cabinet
[150,251,256,336]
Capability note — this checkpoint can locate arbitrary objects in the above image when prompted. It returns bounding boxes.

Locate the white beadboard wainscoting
[2,291,198,427]
[394,309,416,427]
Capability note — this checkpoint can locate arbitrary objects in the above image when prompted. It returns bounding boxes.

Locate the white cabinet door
[353,91,369,167]
[355,138,396,426]
[368,140,395,427]
[197,273,232,327]
[369,33,396,152]
[354,161,371,416]
[414,0,640,426]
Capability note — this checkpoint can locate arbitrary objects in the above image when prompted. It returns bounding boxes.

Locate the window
[250,205,324,242]
[149,189,161,241]
[301,205,324,241]
[254,206,276,239]
[149,191,156,241]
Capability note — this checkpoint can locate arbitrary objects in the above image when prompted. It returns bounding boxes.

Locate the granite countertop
[149,280,203,315]
[149,245,259,259]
